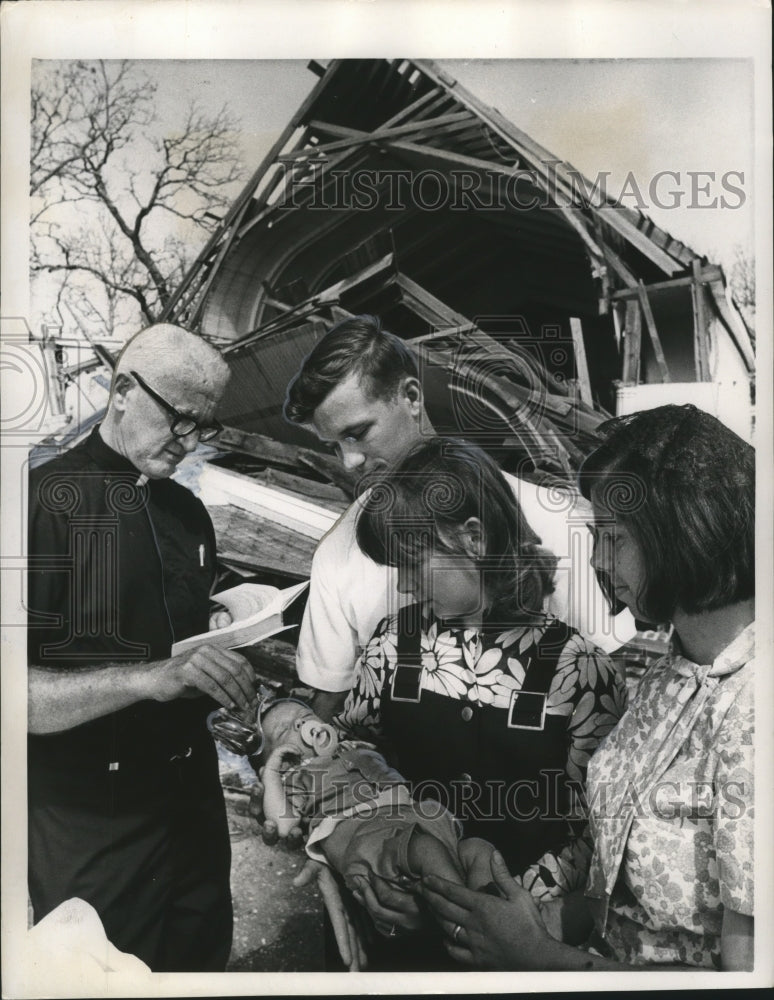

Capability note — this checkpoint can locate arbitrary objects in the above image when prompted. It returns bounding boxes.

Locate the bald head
[113,323,229,400]
[102,324,231,478]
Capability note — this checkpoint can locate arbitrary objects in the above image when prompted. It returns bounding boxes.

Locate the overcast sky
[144,57,754,269]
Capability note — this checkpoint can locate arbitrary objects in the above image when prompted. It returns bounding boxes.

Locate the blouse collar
[668,621,755,680]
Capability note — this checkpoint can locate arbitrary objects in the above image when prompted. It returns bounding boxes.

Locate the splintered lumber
[241,636,298,685]
[217,425,306,467]
[702,280,755,373]
[610,265,724,301]
[251,466,349,513]
[217,425,356,495]
[280,111,473,159]
[215,454,348,511]
[415,337,602,459]
[199,464,338,540]
[691,260,711,382]
[621,300,642,385]
[596,206,684,276]
[569,318,593,405]
[636,282,670,382]
[208,503,318,580]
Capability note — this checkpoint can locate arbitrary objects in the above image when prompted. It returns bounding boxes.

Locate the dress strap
[522,620,572,695]
[506,620,571,730]
[392,603,424,702]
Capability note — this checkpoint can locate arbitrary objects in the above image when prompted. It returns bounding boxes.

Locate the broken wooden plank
[383,135,537,184]
[279,111,474,161]
[308,120,368,141]
[199,464,339,540]
[241,636,298,686]
[307,59,327,79]
[596,206,684,276]
[254,466,349,512]
[234,138,374,240]
[597,240,639,290]
[216,425,356,495]
[703,279,755,373]
[218,254,396,359]
[691,260,712,381]
[610,265,724,300]
[636,281,670,382]
[209,503,317,580]
[396,273,470,328]
[428,351,576,474]
[569,317,593,406]
[621,300,642,384]
[380,85,444,128]
[295,450,355,496]
[217,425,305,467]
[215,457,348,512]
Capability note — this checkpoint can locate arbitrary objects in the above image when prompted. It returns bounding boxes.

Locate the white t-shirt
[296,473,636,692]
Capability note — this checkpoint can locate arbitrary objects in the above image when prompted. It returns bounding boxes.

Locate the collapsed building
[161,57,754,480]
[34,57,755,671]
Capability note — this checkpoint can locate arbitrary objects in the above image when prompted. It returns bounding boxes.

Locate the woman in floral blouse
[421,405,754,971]
[335,438,627,925]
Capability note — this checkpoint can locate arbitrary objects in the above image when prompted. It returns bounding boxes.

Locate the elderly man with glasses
[27,324,258,971]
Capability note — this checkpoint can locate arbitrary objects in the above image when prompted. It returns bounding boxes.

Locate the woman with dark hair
[335,437,627,955]
[421,405,754,971]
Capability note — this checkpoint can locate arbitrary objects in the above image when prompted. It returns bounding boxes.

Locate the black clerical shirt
[27,427,219,801]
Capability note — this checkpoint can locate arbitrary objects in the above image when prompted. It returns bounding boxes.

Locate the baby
[209,695,496,897]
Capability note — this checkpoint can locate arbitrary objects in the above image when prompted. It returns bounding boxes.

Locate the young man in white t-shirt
[284,315,636,723]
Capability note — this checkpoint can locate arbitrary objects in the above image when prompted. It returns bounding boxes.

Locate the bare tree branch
[31,59,244,338]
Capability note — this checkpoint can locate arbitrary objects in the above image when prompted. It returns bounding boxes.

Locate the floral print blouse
[585,623,754,968]
[337,612,627,898]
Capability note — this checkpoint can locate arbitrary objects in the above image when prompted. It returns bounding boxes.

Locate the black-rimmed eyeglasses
[130,370,223,442]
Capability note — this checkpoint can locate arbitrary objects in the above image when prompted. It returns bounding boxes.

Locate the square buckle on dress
[506,690,547,730]
[390,662,425,703]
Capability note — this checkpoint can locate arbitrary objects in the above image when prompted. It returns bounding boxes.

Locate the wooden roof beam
[610,265,723,300]
[222,254,397,353]
[569,318,593,405]
[703,281,755,373]
[637,281,670,382]
[596,206,685,276]
[380,85,444,128]
[384,136,538,183]
[691,260,712,381]
[395,272,470,328]
[621,300,642,385]
[235,144,376,238]
[279,111,474,161]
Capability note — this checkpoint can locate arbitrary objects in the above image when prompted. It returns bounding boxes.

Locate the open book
[171,580,309,656]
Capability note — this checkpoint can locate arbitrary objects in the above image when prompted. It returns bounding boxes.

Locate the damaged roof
[162,58,754,478]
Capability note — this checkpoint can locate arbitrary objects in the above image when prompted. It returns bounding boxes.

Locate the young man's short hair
[578,404,754,622]
[283,314,419,425]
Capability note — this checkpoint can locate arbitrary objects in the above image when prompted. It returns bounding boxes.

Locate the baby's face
[262,701,339,758]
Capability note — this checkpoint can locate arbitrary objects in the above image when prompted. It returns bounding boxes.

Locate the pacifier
[299,717,339,756]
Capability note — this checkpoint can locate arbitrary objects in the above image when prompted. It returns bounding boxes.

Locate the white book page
[171,580,309,654]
